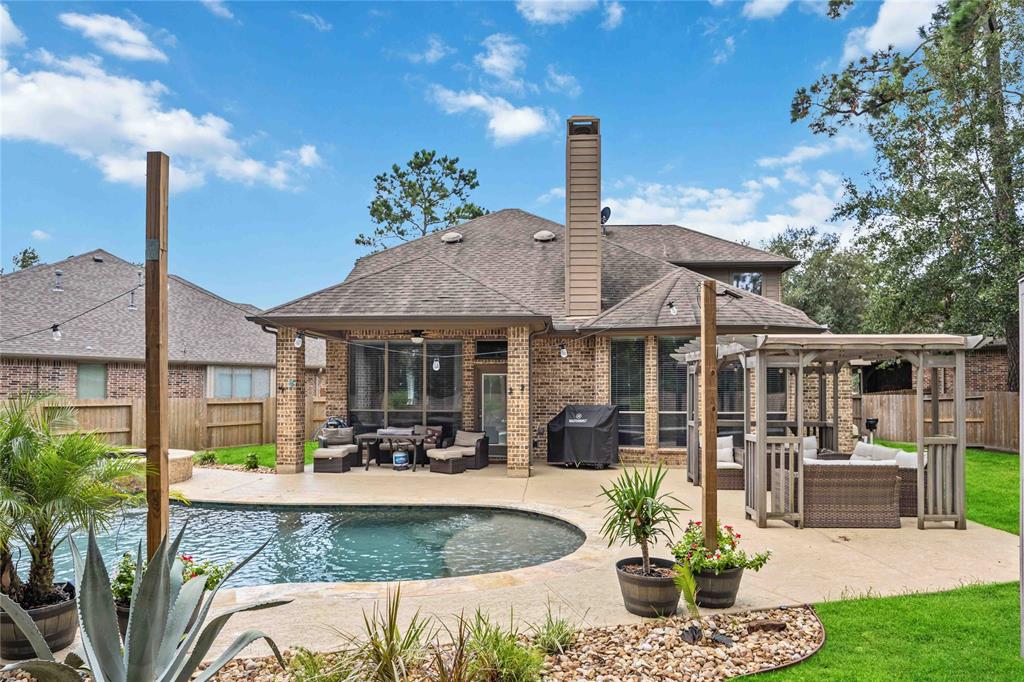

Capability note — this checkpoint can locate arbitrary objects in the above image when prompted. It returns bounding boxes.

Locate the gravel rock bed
[195,462,276,475]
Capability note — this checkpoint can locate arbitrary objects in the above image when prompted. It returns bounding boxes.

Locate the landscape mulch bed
[204,605,824,681]
[195,463,277,475]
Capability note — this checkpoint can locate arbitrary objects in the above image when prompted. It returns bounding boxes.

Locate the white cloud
[602,1,625,30]
[404,35,455,64]
[742,0,793,19]
[58,13,167,62]
[536,186,565,204]
[294,12,332,32]
[713,36,735,64]
[290,144,322,168]
[475,33,529,93]
[200,1,234,20]
[756,135,866,167]
[31,229,50,240]
[783,166,810,185]
[605,177,847,244]
[1,51,316,191]
[1,4,25,52]
[430,85,555,145]
[842,0,939,62]
[516,1,597,25]
[544,64,581,97]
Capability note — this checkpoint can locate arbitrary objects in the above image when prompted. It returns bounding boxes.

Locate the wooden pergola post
[700,279,718,549]
[145,151,170,558]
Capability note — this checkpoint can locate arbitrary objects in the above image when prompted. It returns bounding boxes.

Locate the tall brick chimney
[564,116,602,318]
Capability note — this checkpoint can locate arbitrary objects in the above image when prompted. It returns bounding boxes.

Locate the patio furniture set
[312,425,490,475]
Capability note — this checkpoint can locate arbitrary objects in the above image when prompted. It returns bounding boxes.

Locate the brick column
[837,365,857,452]
[506,325,531,478]
[644,335,659,457]
[276,328,306,474]
[325,338,348,419]
[594,336,610,403]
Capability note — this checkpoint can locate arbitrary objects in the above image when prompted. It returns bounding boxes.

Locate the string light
[667,301,678,316]
[127,289,137,311]
[51,324,61,341]
[559,342,568,358]
[294,332,304,349]
[432,357,441,372]
[411,330,425,345]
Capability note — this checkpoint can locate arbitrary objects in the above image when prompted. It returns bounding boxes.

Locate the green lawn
[766,582,1023,680]
[201,441,316,468]
[877,440,1020,534]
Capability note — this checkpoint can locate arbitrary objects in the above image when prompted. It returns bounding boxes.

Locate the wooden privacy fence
[48,397,327,450]
[854,391,1019,453]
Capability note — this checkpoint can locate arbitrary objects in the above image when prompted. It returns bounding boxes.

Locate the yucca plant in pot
[0,393,145,659]
[599,466,688,617]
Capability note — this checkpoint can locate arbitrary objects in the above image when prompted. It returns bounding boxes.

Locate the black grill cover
[547,404,619,466]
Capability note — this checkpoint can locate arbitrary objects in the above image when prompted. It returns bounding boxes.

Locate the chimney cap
[567,116,599,135]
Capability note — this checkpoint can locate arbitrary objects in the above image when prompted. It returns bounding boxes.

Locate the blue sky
[1,1,939,308]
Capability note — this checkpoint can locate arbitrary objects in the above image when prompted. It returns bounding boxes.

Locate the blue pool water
[33,504,586,587]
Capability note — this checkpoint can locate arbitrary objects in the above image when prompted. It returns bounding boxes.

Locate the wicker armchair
[774,462,901,528]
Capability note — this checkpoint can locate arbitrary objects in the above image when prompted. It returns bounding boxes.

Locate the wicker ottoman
[312,445,357,473]
[428,451,467,474]
[898,468,926,517]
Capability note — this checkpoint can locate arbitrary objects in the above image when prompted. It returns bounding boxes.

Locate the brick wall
[918,348,1010,394]
[275,328,306,473]
[105,363,206,399]
[531,335,596,457]
[324,338,347,416]
[506,325,531,477]
[0,357,76,397]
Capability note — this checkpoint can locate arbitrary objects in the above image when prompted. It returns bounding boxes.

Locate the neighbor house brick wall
[531,335,596,458]
[304,368,322,397]
[506,325,531,477]
[917,348,1011,394]
[324,338,347,416]
[0,357,76,398]
[106,362,205,398]
[275,327,306,474]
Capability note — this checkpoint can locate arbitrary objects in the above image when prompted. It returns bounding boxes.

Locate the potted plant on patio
[110,551,233,638]
[670,521,771,608]
[0,394,145,659]
[599,466,688,617]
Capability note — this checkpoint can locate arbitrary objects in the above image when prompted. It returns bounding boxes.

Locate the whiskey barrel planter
[615,557,681,617]
[695,566,744,608]
[0,583,78,660]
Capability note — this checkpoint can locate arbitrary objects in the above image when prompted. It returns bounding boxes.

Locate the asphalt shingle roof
[263,209,819,333]
[602,224,799,268]
[0,249,325,366]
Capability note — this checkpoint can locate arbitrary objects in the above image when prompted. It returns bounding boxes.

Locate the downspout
[528,320,552,463]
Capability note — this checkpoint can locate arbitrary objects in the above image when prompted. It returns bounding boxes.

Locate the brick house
[0,250,324,400]
[258,116,838,476]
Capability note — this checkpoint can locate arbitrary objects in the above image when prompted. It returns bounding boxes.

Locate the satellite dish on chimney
[600,206,611,225]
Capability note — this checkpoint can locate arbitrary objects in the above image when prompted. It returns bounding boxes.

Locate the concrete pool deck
[169,463,1020,660]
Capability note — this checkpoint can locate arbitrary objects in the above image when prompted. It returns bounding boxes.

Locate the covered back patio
[677,334,989,530]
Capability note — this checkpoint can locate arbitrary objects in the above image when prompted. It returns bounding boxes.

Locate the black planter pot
[694,566,744,608]
[614,557,681,618]
[0,582,78,660]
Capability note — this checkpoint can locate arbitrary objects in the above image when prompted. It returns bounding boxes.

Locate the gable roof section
[0,249,325,366]
[602,224,799,268]
[577,267,821,331]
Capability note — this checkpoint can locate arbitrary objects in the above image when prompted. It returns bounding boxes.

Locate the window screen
[388,342,422,410]
[427,341,461,411]
[349,342,384,409]
[77,363,107,399]
[658,336,691,447]
[611,337,645,446]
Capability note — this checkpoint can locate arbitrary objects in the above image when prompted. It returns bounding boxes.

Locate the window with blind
[348,340,463,432]
[210,367,271,399]
[611,337,645,446]
[658,336,691,448]
[731,272,762,295]
[77,363,107,399]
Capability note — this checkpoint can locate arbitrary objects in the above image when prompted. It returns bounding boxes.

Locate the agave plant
[0,523,291,681]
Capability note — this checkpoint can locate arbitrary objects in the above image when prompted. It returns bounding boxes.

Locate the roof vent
[440,231,463,244]
[92,254,104,263]
[53,270,63,292]
[533,229,556,243]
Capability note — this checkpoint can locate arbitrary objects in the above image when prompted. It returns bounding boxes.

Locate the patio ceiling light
[411,330,425,344]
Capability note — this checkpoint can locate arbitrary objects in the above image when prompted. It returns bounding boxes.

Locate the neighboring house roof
[601,224,799,269]
[0,249,325,367]
[262,209,820,334]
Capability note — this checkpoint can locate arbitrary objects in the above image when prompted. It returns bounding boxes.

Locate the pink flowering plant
[669,521,771,575]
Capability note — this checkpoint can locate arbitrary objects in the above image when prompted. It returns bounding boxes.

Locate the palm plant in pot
[670,521,771,608]
[0,393,145,659]
[599,466,688,617]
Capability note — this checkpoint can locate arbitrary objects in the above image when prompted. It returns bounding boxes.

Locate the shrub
[109,551,233,602]
[195,450,216,465]
[355,584,431,681]
[244,451,260,470]
[289,647,361,682]
[670,520,771,575]
[466,611,544,682]
[430,615,473,682]
[530,604,578,655]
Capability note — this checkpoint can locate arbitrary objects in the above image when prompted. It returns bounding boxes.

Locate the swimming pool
[39,503,586,587]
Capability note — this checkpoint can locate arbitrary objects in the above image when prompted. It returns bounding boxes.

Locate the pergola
[676,334,989,530]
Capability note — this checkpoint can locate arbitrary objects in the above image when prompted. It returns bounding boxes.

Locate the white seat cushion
[805,458,897,467]
[427,448,463,461]
[895,450,922,469]
[717,461,742,470]
[454,430,485,447]
[717,448,734,464]
[851,441,901,462]
[314,444,357,459]
[716,436,734,463]
[802,436,818,460]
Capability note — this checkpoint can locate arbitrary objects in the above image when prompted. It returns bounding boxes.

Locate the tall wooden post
[145,151,170,558]
[700,279,718,550]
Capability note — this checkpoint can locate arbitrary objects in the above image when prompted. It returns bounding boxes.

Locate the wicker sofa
[426,430,489,474]
[791,460,901,528]
[312,427,360,473]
